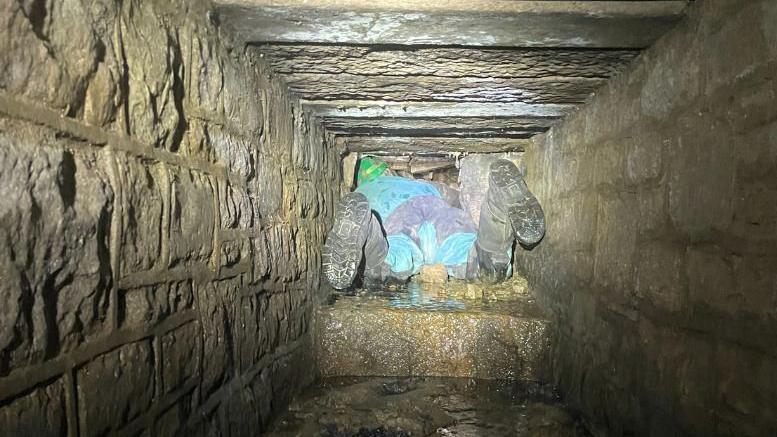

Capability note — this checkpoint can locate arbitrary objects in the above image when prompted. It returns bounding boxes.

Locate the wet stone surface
[268,376,590,437]
[316,277,552,380]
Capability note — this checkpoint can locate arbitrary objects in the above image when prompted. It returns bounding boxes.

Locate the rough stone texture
[0,0,339,435]
[271,377,586,437]
[243,8,680,157]
[77,341,156,436]
[518,1,777,435]
[253,45,640,79]
[316,288,551,380]
[0,119,113,376]
[344,136,531,155]
[0,378,67,435]
[218,1,688,48]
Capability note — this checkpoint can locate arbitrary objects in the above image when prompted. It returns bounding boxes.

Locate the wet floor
[267,377,590,437]
[316,276,551,380]
[335,275,539,312]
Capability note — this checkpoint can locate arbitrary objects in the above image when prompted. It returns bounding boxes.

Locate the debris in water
[267,377,590,437]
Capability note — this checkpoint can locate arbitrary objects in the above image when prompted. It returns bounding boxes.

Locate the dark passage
[1,1,776,436]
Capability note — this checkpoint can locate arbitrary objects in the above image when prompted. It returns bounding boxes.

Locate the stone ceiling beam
[216,1,688,48]
[284,73,607,103]
[302,100,574,119]
[322,116,554,138]
[342,136,530,154]
[251,45,640,79]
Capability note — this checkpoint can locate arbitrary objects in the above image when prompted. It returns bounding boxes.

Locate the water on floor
[337,275,537,311]
[267,376,590,437]
[316,275,551,380]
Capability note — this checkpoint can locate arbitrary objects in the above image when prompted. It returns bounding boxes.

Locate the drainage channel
[267,277,590,436]
[267,376,589,436]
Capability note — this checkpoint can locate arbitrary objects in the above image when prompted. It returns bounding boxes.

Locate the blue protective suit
[356,176,477,278]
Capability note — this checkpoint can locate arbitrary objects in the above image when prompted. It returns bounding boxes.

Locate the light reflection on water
[386,281,467,310]
[338,275,538,315]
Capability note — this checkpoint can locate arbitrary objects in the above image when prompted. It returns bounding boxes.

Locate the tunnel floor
[267,376,590,436]
[316,276,551,380]
[267,277,585,436]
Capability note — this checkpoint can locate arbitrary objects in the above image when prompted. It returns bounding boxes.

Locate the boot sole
[322,192,372,289]
[489,160,546,246]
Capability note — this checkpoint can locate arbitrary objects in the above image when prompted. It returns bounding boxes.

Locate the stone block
[121,280,194,329]
[77,340,155,436]
[196,282,237,397]
[731,184,777,248]
[0,378,67,436]
[155,402,184,437]
[639,36,702,120]
[637,321,718,436]
[714,343,777,435]
[547,192,596,251]
[700,3,771,98]
[549,151,593,196]
[667,114,735,237]
[189,33,225,116]
[265,224,300,283]
[762,1,777,58]
[733,120,777,185]
[249,365,275,428]
[83,52,122,128]
[593,193,638,299]
[222,380,263,437]
[220,239,252,269]
[558,249,595,287]
[733,254,777,317]
[624,127,666,185]
[716,65,777,135]
[730,123,777,244]
[635,241,687,313]
[263,292,285,351]
[218,181,254,230]
[168,168,215,267]
[592,140,625,188]
[686,245,736,314]
[251,234,271,282]
[0,0,113,113]
[316,293,551,380]
[221,57,263,137]
[161,322,201,394]
[118,156,165,276]
[237,294,268,373]
[154,391,195,436]
[251,156,283,218]
[637,185,667,238]
[210,127,254,179]
[0,124,113,375]
[120,0,186,150]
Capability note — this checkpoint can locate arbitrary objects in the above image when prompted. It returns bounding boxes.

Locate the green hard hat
[356,156,388,184]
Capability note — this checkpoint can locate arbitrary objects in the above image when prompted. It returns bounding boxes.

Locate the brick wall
[0,0,340,435]
[519,1,777,435]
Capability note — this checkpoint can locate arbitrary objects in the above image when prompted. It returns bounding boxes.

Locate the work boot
[362,213,390,283]
[475,244,511,283]
[487,159,545,246]
[475,159,545,281]
[322,192,373,289]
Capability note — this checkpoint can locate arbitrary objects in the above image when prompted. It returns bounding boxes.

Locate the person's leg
[362,213,392,282]
[323,192,388,289]
[475,159,545,281]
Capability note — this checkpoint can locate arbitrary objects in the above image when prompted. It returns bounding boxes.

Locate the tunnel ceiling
[215,0,691,155]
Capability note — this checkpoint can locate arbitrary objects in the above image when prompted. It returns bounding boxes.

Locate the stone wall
[518,1,777,435]
[0,0,340,435]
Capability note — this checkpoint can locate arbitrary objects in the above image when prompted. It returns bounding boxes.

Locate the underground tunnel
[1,0,776,435]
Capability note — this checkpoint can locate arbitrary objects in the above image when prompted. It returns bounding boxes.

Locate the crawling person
[322,156,545,289]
